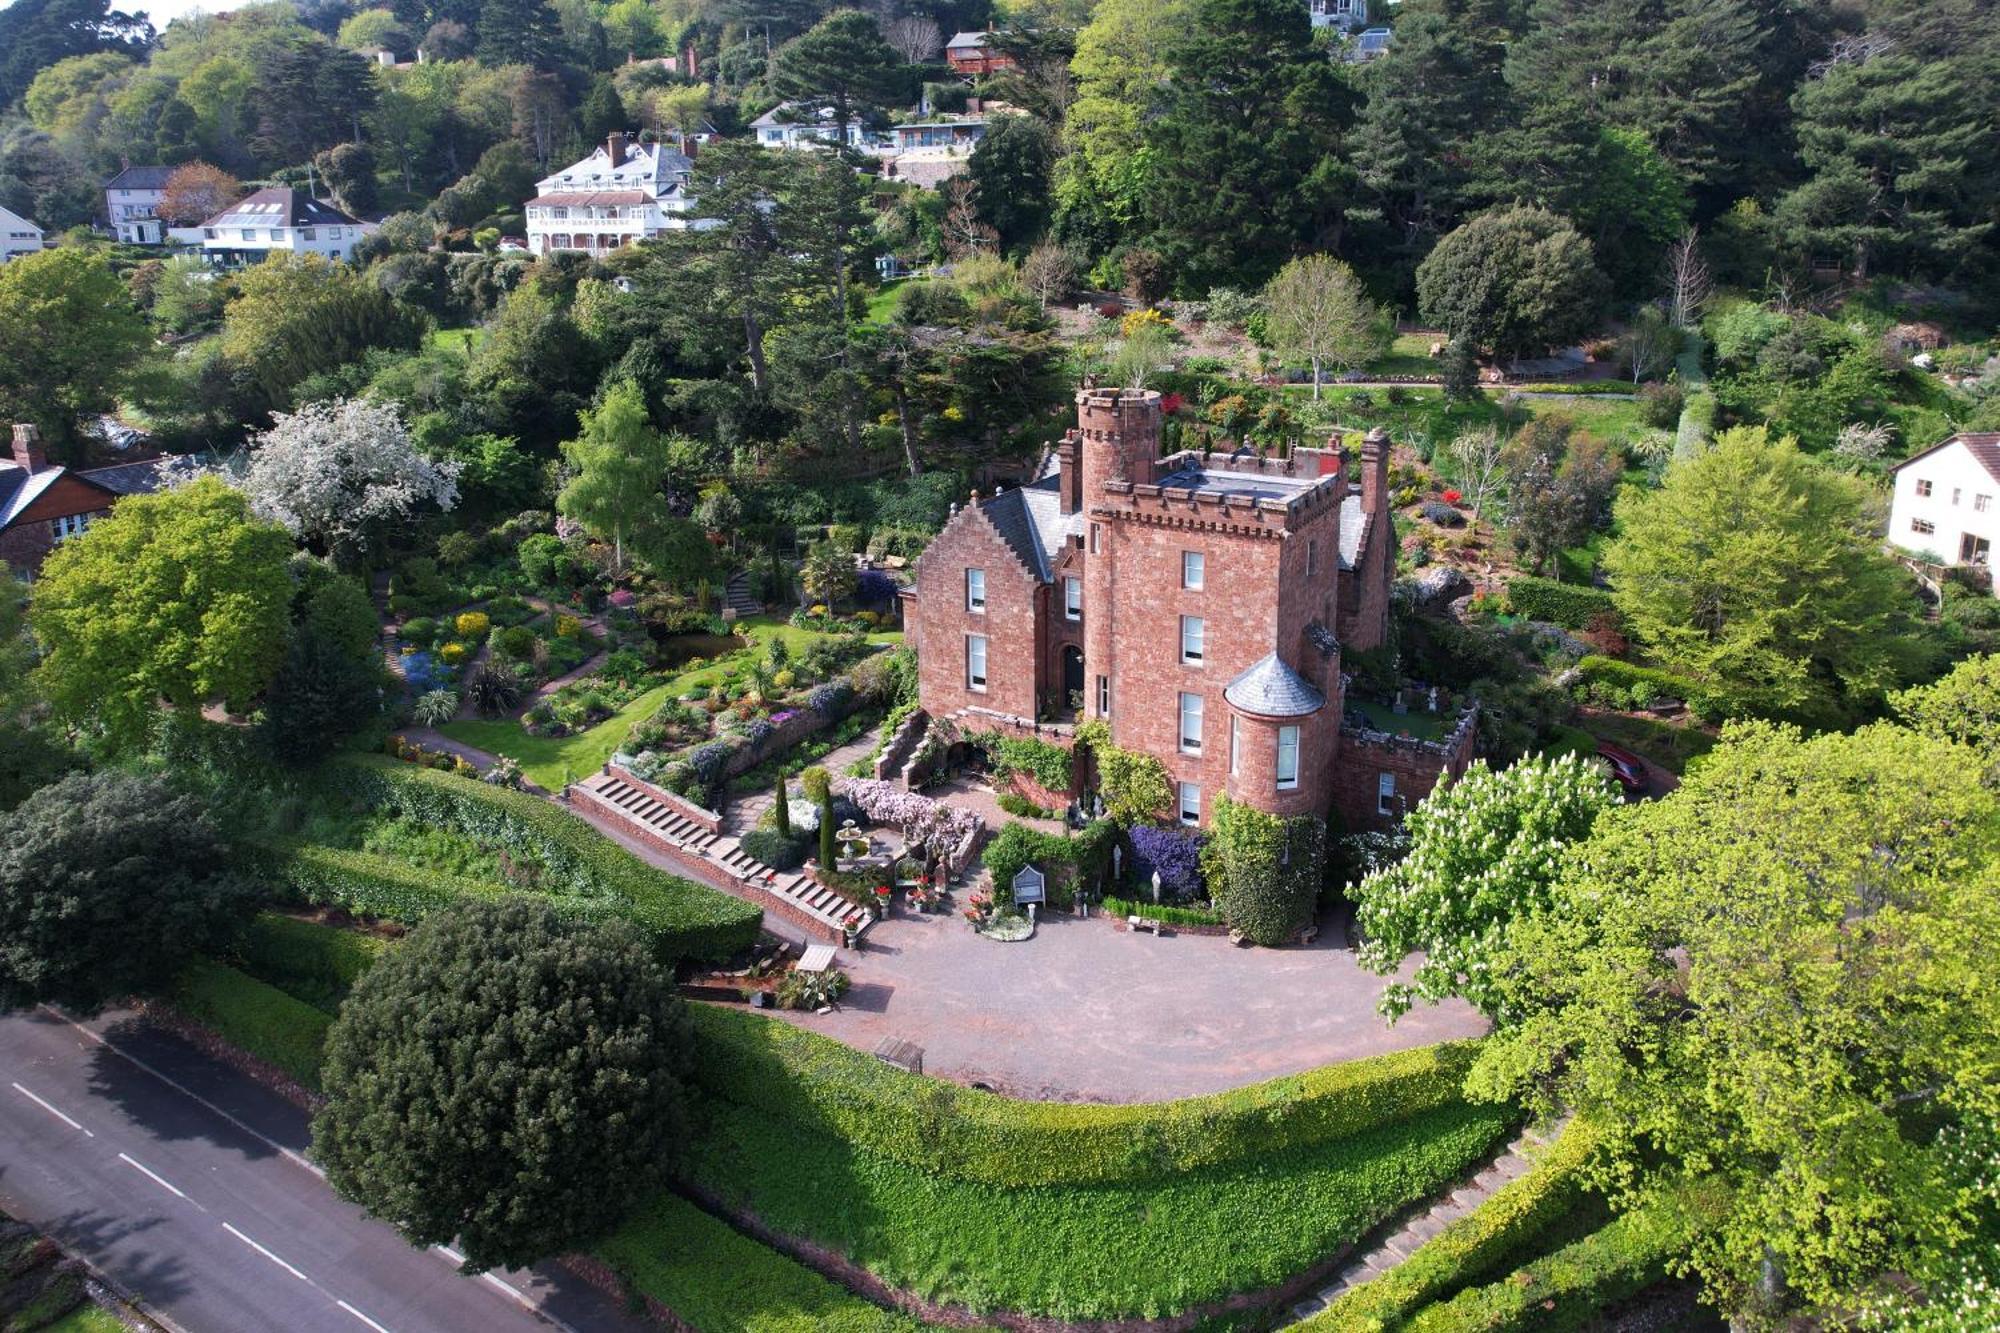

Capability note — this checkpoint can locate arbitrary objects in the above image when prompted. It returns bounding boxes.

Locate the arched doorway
[1061,646,1085,716]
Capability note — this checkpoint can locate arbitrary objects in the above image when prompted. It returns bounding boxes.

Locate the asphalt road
[0,1006,658,1333]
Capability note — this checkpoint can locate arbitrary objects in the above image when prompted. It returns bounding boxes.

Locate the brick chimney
[10,424,47,474]
[607,132,627,168]
[1056,429,1084,515]
[1360,427,1390,518]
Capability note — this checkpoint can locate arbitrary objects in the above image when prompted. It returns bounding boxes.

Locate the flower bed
[831,776,983,869]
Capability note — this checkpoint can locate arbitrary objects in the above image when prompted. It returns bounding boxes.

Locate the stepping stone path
[576,770,874,938]
[1280,1122,1557,1326]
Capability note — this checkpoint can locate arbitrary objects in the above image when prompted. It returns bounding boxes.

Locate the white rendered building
[1888,431,2000,594]
[199,188,367,264]
[0,204,43,262]
[104,165,174,244]
[524,133,701,257]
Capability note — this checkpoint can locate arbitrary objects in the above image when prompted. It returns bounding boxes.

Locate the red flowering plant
[1442,488,1463,505]
[1160,391,1185,415]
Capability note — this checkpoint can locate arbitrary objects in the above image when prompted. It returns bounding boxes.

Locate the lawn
[42,1304,132,1333]
[426,325,486,354]
[1348,696,1448,740]
[439,616,902,790]
[865,279,913,324]
[1361,331,1447,379]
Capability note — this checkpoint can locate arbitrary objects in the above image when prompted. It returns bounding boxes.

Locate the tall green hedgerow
[172,958,332,1088]
[981,819,1116,909]
[236,912,391,1012]
[321,756,762,962]
[684,1005,1483,1188]
[1505,576,1618,630]
[1204,794,1325,946]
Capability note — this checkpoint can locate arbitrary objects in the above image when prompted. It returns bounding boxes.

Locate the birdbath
[837,820,871,866]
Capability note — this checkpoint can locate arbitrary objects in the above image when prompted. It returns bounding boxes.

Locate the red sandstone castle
[902,388,1476,832]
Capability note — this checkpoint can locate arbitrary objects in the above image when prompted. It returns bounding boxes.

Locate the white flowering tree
[243,398,461,563]
[833,777,983,868]
[1350,750,1619,1022]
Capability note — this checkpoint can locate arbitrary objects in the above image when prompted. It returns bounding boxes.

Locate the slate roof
[204,188,360,230]
[979,474,1080,583]
[0,465,63,528]
[529,191,649,207]
[105,165,175,192]
[0,456,172,531]
[1225,653,1327,718]
[80,458,175,495]
[1893,431,2000,484]
[946,30,990,48]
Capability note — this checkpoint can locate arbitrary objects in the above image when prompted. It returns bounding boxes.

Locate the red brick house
[0,424,171,576]
[902,389,1475,833]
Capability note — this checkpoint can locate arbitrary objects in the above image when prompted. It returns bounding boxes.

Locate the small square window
[1277,725,1299,790]
[1912,517,1937,536]
[966,567,986,612]
[1915,478,1934,497]
[299,227,315,240]
[1179,692,1203,755]
[1377,771,1397,816]
[1180,615,1205,665]
[1178,781,1201,826]
[1064,576,1081,621]
[966,634,988,691]
[1977,495,1993,513]
[1182,551,1204,589]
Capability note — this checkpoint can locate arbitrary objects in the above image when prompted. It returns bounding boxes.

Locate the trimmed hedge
[171,959,331,1089]
[1506,577,1617,631]
[236,913,391,1013]
[600,1194,956,1333]
[1307,1120,1603,1331]
[321,756,762,962]
[1102,895,1225,927]
[686,1005,1483,1188]
[1573,656,1723,721]
[1400,1184,1720,1333]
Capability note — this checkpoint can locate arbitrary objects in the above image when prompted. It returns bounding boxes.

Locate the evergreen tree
[476,0,565,69]
[968,114,1055,252]
[578,76,626,145]
[768,11,904,147]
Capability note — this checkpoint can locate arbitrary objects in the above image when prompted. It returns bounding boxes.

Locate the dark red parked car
[1595,743,1649,799]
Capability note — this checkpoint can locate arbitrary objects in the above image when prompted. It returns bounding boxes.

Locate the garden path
[717,722,893,834]
[1279,1121,1560,1325]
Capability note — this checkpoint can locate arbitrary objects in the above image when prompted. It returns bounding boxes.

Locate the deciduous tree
[557,380,670,574]
[1260,255,1389,399]
[158,161,243,225]
[0,248,149,460]
[241,397,461,564]
[1351,751,1618,1021]
[312,898,693,1271]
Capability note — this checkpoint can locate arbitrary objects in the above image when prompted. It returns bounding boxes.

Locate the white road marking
[222,1223,313,1282]
[338,1300,393,1332]
[118,1152,188,1199]
[11,1081,93,1136]
[45,1008,325,1178]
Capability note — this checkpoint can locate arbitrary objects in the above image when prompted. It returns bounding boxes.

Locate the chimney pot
[607,131,627,168]
[10,424,47,474]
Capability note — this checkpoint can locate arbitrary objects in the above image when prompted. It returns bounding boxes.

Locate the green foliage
[686,1004,1482,1188]
[1261,254,1389,396]
[1604,427,1926,722]
[172,958,331,1088]
[1100,895,1225,927]
[1077,719,1172,823]
[317,755,761,962]
[1892,654,2000,775]
[313,898,694,1272]
[1505,576,1617,630]
[1469,722,2000,1324]
[599,1193,940,1333]
[1204,794,1323,946]
[1571,655,1720,720]
[985,735,1074,791]
[1306,1120,1605,1331]
[1352,753,1619,1022]
[1399,1186,1723,1333]
[1416,207,1608,360]
[0,247,150,454]
[219,254,423,411]
[30,477,295,751]
[980,819,1114,909]
[689,1084,1511,1320]
[235,913,389,1013]
[0,772,252,1014]
[557,379,674,575]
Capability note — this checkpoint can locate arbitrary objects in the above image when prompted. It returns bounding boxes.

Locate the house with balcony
[198,188,367,265]
[524,132,702,257]
[902,390,1475,833]
[1308,0,1369,30]
[104,165,174,244]
[750,103,883,152]
[1888,431,2000,595]
[945,30,1015,77]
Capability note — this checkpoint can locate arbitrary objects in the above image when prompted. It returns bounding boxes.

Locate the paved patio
[776,905,1486,1103]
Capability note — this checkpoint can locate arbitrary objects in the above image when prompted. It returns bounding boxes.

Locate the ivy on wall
[1203,794,1326,946]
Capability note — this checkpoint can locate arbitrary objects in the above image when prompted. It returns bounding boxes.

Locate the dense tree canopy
[1468,721,2000,1327]
[312,897,694,1271]
[0,248,150,460]
[1415,206,1608,361]
[0,772,250,1013]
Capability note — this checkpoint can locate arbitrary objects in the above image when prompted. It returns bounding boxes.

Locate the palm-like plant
[413,689,459,726]
[465,662,527,719]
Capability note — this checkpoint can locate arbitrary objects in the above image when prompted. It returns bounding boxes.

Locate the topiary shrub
[1204,795,1325,945]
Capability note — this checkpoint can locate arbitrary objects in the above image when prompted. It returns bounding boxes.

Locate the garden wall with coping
[1334,705,1480,833]
[598,764,725,834]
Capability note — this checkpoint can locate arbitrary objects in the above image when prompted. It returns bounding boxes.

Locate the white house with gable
[525,132,703,257]
[104,165,174,244]
[1888,431,2000,594]
[199,188,367,265]
[0,204,43,263]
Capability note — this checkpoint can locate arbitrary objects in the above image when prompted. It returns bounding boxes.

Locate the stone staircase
[724,570,763,618]
[576,771,873,939]
[1283,1122,1555,1325]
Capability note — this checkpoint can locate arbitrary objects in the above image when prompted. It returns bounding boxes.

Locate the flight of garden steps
[577,771,873,937]
[1281,1122,1555,1326]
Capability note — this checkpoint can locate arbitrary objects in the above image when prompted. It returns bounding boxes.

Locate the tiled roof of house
[0,465,59,528]
[204,188,360,230]
[1894,431,2000,484]
[105,165,175,191]
[80,457,175,495]
[1225,653,1327,718]
[529,191,650,207]
[0,456,172,531]
[946,30,989,48]
[980,475,1080,583]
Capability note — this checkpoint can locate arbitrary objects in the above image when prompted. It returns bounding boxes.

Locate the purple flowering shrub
[1128,824,1207,900]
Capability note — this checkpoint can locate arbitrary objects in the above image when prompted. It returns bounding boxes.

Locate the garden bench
[1126,914,1163,936]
